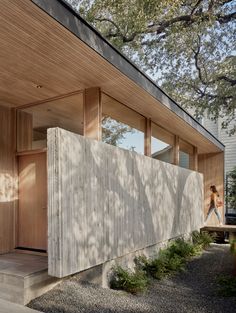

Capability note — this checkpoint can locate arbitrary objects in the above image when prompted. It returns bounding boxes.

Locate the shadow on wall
[47,128,204,277]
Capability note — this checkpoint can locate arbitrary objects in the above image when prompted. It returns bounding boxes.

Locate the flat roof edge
[31,0,224,151]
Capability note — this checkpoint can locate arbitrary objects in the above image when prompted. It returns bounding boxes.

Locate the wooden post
[190,146,198,171]
[83,87,102,141]
[144,118,152,157]
[173,135,179,165]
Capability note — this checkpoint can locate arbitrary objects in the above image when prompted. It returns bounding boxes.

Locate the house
[0,0,225,305]
[201,116,236,174]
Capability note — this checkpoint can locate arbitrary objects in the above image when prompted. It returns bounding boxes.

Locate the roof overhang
[0,0,224,154]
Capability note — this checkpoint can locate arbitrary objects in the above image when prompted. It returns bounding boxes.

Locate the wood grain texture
[17,110,33,152]
[173,136,180,166]
[0,0,222,154]
[0,105,16,254]
[48,128,204,278]
[84,88,102,140]
[18,152,47,250]
[144,118,151,157]
[198,152,224,225]
[190,147,198,171]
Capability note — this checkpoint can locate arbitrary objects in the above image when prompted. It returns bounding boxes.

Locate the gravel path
[29,244,236,313]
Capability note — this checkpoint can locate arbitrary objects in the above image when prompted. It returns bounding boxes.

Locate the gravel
[28,244,236,313]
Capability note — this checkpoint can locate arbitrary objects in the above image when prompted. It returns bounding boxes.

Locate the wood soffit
[0,0,224,154]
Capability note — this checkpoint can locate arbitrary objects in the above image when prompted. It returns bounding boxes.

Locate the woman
[205,185,222,225]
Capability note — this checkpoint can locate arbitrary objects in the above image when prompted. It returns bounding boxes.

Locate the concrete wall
[47,128,204,278]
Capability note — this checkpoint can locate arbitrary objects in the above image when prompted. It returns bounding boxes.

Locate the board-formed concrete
[47,128,204,278]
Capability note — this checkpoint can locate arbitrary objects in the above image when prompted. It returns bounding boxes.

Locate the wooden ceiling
[0,0,223,154]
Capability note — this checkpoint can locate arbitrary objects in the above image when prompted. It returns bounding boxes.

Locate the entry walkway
[0,253,59,305]
[0,299,41,313]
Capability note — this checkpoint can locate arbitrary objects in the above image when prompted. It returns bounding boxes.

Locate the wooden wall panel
[83,88,102,141]
[0,105,16,254]
[48,128,204,278]
[198,152,224,225]
[17,110,33,152]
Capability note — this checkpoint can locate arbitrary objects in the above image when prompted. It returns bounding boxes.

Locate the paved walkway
[28,244,236,313]
[0,299,41,313]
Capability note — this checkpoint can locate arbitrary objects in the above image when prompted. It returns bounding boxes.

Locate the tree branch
[94,17,137,42]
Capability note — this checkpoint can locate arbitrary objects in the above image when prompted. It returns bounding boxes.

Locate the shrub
[166,238,200,259]
[135,255,169,279]
[192,230,214,249]
[216,275,236,297]
[230,239,236,255]
[111,236,212,294]
[110,265,149,294]
[135,239,197,280]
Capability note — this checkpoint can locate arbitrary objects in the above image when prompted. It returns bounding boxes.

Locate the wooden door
[18,151,47,251]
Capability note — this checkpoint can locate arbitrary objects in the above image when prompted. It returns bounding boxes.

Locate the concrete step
[0,253,61,305]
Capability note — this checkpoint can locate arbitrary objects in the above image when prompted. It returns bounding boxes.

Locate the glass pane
[179,139,193,169]
[102,93,145,154]
[151,122,174,164]
[17,93,83,151]
[179,151,190,169]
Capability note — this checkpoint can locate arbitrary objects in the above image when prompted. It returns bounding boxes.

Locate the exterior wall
[202,116,236,174]
[203,118,219,138]
[0,106,16,254]
[198,152,225,225]
[48,127,204,278]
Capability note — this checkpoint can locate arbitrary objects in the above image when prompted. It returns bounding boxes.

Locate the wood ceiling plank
[0,0,222,154]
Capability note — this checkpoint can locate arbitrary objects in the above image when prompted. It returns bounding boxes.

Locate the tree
[67,0,236,134]
[102,116,134,146]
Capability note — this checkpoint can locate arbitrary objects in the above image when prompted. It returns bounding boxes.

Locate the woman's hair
[210,185,219,196]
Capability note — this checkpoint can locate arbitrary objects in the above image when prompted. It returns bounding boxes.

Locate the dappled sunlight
[19,163,36,190]
[0,172,17,202]
[47,128,204,277]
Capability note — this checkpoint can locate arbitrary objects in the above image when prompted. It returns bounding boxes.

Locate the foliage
[191,230,214,249]
[135,254,170,279]
[226,167,236,211]
[165,238,200,258]
[102,116,134,146]
[135,238,201,280]
[110,265,149,294]
[66,0,236,134]
[230,239,236,255]
[111,236,213,294]
[216,275,236,297]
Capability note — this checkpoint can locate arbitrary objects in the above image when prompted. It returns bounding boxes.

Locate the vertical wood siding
[48,128,204,278]
[0,106,16,254]
[203,117,236,174]
[198,152,225,225]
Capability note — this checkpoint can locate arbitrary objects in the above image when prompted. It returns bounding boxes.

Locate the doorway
[17,150,47,251]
